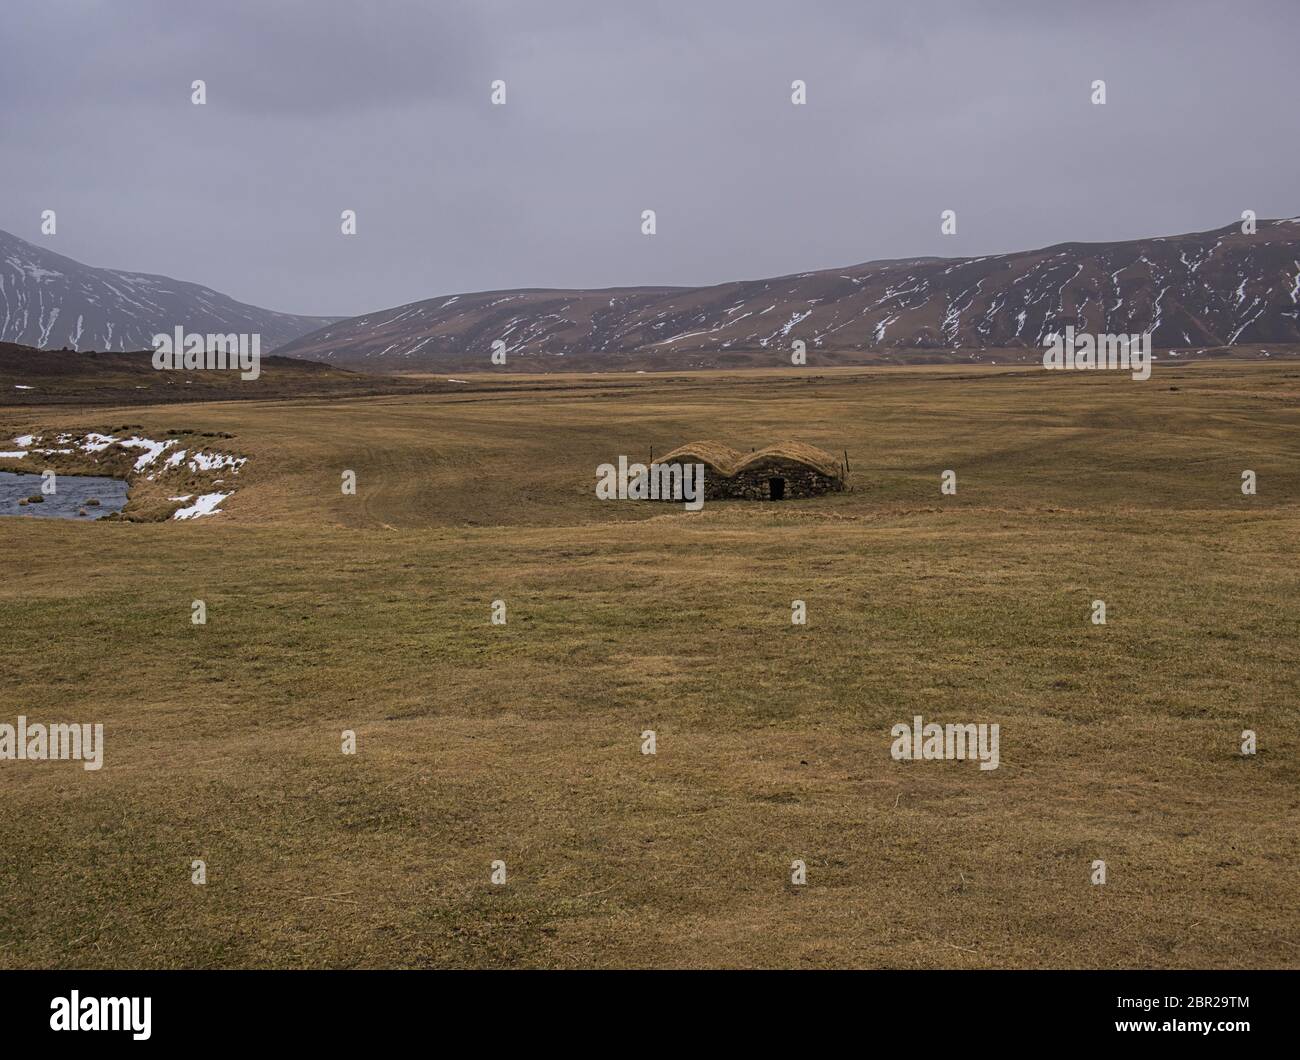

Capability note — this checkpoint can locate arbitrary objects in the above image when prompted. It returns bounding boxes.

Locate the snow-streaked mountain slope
[276,219,1300,369]
[0,229,337,352]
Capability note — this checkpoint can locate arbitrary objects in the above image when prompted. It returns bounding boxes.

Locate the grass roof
[658,440,843,480]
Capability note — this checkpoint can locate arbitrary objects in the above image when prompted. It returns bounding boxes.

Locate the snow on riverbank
[119,436,176,471]
[171,492,230,520]
[5,429,247,520]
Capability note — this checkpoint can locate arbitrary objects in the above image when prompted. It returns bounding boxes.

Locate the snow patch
[118,436,177,471]
[187,451,246,473]
[173,492,230,520]
[81,433,118,453]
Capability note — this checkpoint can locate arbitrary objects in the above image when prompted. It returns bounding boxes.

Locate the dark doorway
[769,477,785,500]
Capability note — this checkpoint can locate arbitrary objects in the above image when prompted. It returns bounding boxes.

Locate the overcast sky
[2,0,1297,317]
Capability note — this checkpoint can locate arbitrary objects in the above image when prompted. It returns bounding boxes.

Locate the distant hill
[0,341,426,405]
[274,218,1300,370]
[0,228,338,352]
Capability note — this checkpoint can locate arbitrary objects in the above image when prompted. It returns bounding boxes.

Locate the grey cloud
[2,0,1297,318]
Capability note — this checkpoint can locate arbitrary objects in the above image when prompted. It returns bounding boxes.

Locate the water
[0,471,129,520]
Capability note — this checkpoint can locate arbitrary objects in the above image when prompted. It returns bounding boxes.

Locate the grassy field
[1,361,1297,968]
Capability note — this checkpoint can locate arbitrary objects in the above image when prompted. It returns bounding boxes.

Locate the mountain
[276,219,1300,370]
[0,229,337,352]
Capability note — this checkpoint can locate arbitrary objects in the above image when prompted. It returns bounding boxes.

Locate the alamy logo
[890,715,1000,770]
[152,326,261,380]
[596,457,705,510]
[0,716,103,770]
[50,991,150,1040]
[1043,325,1151,381]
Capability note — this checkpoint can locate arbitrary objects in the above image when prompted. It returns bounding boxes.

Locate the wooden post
[843,450,850,474]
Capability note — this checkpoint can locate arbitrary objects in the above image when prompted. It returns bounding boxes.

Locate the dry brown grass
[0,361,1297,968]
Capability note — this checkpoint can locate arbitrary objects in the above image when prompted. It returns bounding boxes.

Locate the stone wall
[704,464,844,500]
